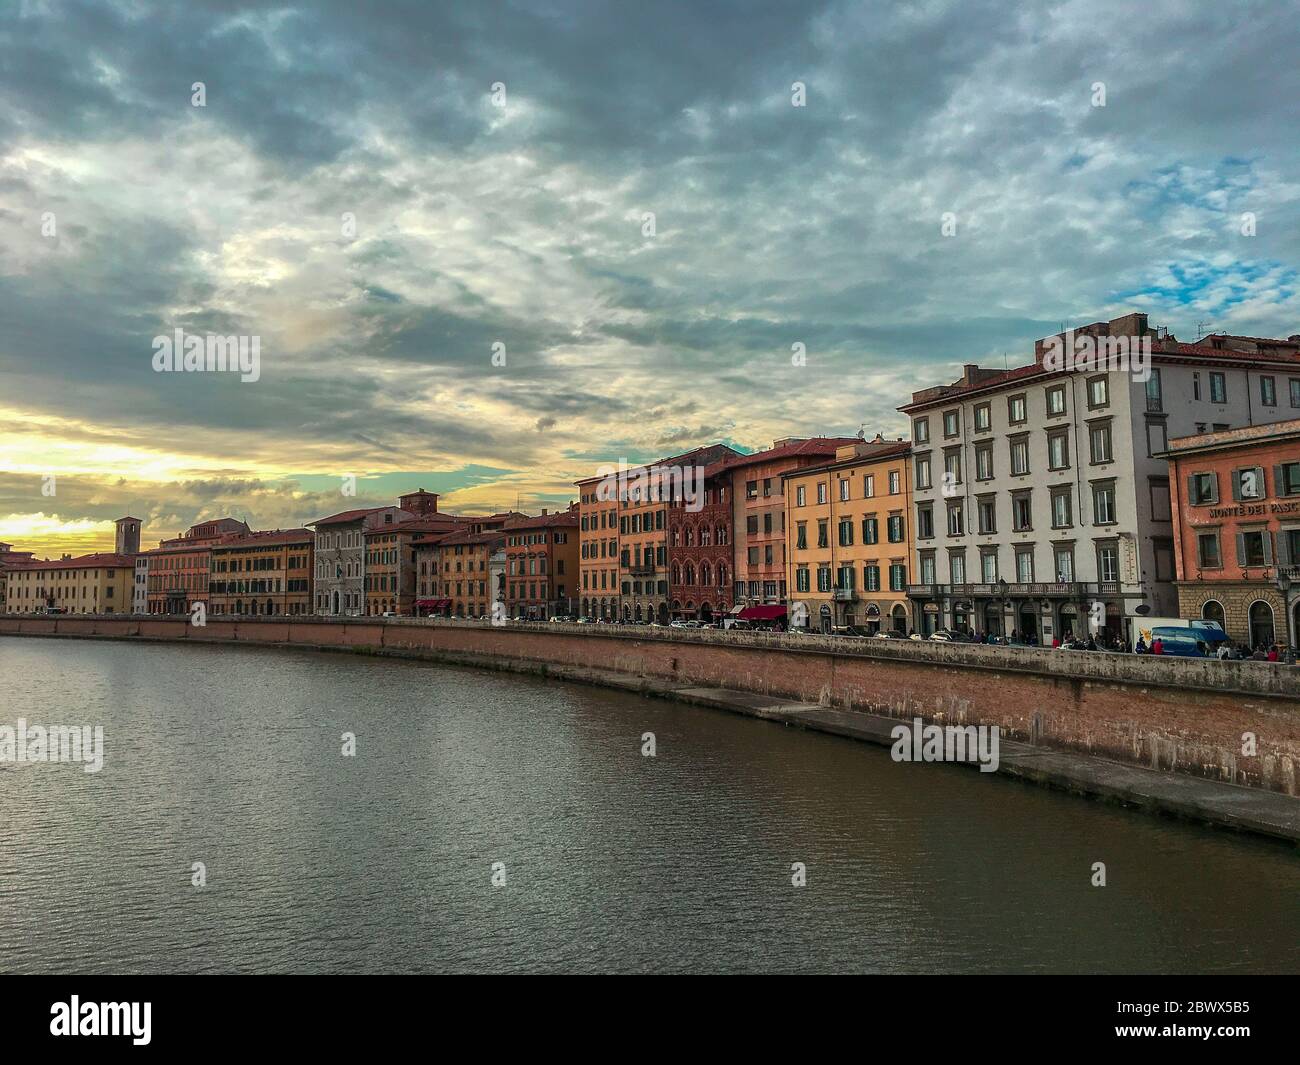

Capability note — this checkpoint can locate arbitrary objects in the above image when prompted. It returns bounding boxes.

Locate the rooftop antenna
[1002,351,1008,371]
[1196,321,1217,340]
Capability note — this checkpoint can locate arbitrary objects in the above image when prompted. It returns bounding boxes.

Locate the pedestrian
[1267,645,1280,662]
[1151,637,1164,655]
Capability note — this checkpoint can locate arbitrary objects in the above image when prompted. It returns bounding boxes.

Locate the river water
[0,637,1296,974]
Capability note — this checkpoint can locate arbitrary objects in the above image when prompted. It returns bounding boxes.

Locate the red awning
[737,605,787,621]
[416,598,451,608]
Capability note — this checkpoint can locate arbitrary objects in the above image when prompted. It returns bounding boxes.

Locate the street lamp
[1274,571,1294,661]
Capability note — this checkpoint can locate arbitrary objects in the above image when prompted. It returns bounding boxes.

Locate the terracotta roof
[1166,417,1300,455]
[503,510,579,531]
[717,437,862,472]
[309,506,387,527]
[420,529,506,548]
[780,440,913,478]
[10,552,135,570]
[212,528,313,550]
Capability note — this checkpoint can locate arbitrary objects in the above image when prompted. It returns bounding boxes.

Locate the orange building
[783,438,914,634]
[208,529,314,616]
[577,474,620,621]
[1166,418,1300,650]
[415,529,504,617]
[504,506,580,619]
[145,517,250,614]
[727,437,861,612]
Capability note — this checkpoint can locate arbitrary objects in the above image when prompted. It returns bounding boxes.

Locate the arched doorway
[891,603,908,635]
[1017,604,1039,643]
[1248,600,1275,650]
[657,603,669,625]
[1202,599,1225,629]
[983,601,1002,636]
[700,603,714,623]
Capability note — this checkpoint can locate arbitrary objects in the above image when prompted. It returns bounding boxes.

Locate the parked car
[929,628,977,643]
[873,630,908,640]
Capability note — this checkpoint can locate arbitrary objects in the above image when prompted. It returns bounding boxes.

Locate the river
[0,637,1296,974]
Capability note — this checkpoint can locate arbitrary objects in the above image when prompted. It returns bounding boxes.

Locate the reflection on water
[0,637,1296,974]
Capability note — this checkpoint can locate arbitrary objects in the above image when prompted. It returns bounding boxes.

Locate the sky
[2,0,1298,557]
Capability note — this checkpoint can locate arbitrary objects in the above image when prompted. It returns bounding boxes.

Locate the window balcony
[832,587,857,601]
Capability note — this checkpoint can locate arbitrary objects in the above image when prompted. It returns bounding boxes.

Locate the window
[796,522,807,550]
[1146,419,1167,456]
[914,417,930,444]
[839,478,850,502]
[975,403,992,431]
[1145,369,1162,412]
[1097,544,1118,583]
[1278,461,1300,497]
[1087,376,1108,408]
[1046,385,1066,416]
[1011,491,1033,531]
[838,519,854,547]
[817,521,828,548]
[1015,547,1034,583]
[1193,372,1201,401]
[1291,379,1300,409]
[917,504,934,539]
[943,410,960,437]
[919,554,936,584]
[863,517,879,544]
[887,515,905,542]
[889,564,906,592]
[914,457,931,490]
[1089,423,1112,464]
[1007,395,1026,424]
[1209,372,1226,404]
[817,482,827,504]
[1009,437,1030,476]
[1197,532,1221,569]
[816,566,832,593]
[888,470,900,494]
[980,550,997,582]
[796,566,810,593]
[1054,547,1074,582]
[977,497,996,535]
[837,565,855,591]
[1047,430,1069,470]
[864,474,876,497]
[1238,529,1270,567]
[944,449,962,486]
[1092,483,1116,524]
[1050,487,1072,529]
[949,552,966,585]
[864,564,881,591]
[975,443,994,481]
[796,485,806,507]
[1188,472,1217,505]
[1149,478,1172,522]
[946,501,964,536]
[1261,376,1277,407]
[1234,467,1265,501]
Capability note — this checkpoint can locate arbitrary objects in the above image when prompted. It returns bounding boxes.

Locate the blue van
[1149,626,1214,658]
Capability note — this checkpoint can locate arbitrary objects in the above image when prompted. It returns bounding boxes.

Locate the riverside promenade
[5,613,1299,843]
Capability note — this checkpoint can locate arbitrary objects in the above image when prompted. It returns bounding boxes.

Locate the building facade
[415,529,504,617]
[0,542,36,613]
[666,460,733,621]
[133,554,148,614]
[1166,418,1300,650]
[728,437,860,613]
[617,444,737,624]
[5,553,134,614]
[208,529,314,616]
[504,506,580,619]
[577,474,621,621]
[784,439,914,633]
[145,517,249,615]
[900,314,1300,643]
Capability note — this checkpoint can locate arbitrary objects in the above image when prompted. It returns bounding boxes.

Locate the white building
[133,554,148,614]
[900,313,1300,643]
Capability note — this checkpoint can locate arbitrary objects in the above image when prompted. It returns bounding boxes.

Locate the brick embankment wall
[3,615,1298,796]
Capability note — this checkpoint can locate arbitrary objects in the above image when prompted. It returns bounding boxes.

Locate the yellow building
[4,552,135,614]
[783,438,914,634]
